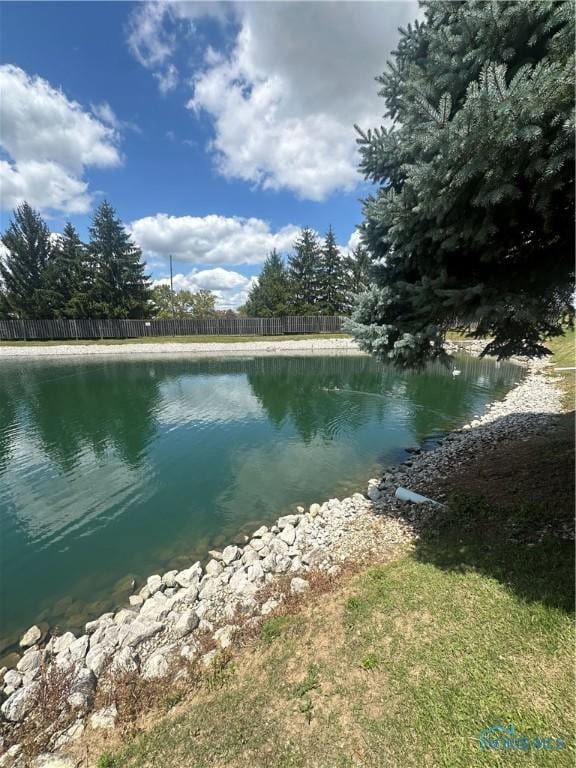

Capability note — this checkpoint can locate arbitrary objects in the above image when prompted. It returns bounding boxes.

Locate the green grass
[100,487,574,768]
[0,333,350,347]
[547,328,575,408]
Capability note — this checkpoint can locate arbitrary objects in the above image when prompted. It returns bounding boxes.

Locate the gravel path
[0,338,361,359]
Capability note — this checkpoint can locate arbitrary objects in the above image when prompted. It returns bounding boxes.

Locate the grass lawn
[0,333,351,347]
[547,328,575,408]
[94,414,574,768]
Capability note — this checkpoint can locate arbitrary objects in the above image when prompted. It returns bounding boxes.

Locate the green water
[0,352,521,654]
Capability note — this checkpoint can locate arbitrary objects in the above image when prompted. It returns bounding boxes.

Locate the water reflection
[0,352,522,653]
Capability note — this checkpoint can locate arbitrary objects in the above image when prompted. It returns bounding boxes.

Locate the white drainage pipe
[395,487,445,507]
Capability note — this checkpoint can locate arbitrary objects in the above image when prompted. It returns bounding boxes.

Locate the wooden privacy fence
[0,316,345,341]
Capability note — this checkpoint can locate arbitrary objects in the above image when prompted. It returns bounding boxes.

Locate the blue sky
[0,1,418,307]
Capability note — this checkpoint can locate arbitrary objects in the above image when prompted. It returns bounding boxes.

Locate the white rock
[198,577,220,601]
[277,514,300,529]
[274,556,292,574]
[242,548,260,565]
[142,652,169,680]
[180,642,199,662]
[249,537,266,552]
[67,667,96,711]
[47,631,76,656]
[228,568,249,594]
[208,549,223,560]
[173,610,199,638]
[205,558,224,577]
[279,524,296,546]
[85,645,113,677]
[201,649,218,668]
[147,574,163,595]
[90,705,118,730]
[175,562,202,588]
[110,647,139,674]
[68,635,90,663]
[3,669,22,690]
[290,577,310,594]
[222,545,241,565]
[162,570,179,588]
[261,553,277,573]
[120,620,163,648]
[85,613,113,635]
[33,755,76,768]
[260,597,282,615]
[1,682,40,721]
[213,625,238,649]
[19,625,42,648]
[52,719,85,750]
[251,526,268,538]
[246,561,264,582]
[140,593,170,622]
[17,649,42,677]
[129,594,145,608]
[309,503,321,517]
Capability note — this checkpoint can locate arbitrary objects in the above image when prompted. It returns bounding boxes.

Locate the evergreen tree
[0,202,54,318]
[346,243,372,296]
[317,227,349,315]
[347,1,575,367]
[244,250,290,317]
[87,201,151,318]
[287,228,322,315]
[45,222,91,318]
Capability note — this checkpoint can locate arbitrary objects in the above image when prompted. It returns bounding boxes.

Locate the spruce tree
[347,0,575,367]
[0,202,54,318]
[346,243,372,296]
[287,228,322,315]
[244,250,290,317]
[87,201,151,318]
[317,227,348,315]
[45,222,91,318]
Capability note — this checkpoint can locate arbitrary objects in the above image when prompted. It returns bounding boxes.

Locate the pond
[0,351,522,657]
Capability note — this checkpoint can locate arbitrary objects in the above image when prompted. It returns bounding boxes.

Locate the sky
[0,1,419,308]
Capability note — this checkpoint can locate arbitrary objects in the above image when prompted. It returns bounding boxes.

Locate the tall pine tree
[348,0,575,367]
[44,222,91,318]
[244,250,290,317]
[346,243,372,296]
[87,201,151,318]
[317,227,348,315]
[287,228,322,315]
[0,202,54,318]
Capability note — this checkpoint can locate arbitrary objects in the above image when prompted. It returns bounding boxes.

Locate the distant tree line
[0,202,224,321]
[0,204,371,321]
[0,201,152,320]
[241,227,372,317]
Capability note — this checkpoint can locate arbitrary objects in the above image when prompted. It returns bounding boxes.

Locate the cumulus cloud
[0,65,121,213]
[153,267,257,309]
[129,213,300,266]
[127,1,420,200]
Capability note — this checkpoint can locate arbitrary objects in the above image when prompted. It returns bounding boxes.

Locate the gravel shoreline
[0,349,564,766]
[0,337,361,359]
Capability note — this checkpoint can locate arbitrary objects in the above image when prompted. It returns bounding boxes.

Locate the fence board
[0,316,345,341]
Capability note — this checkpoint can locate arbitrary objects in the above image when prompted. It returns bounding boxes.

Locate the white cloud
[155,63,179,94]
[347,229,362,252]
[129,213,299,266]
[0,65,121,213]
[153,266,257,309]
[127,1,420,200]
